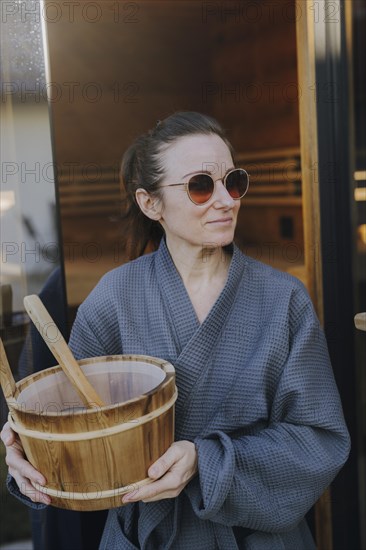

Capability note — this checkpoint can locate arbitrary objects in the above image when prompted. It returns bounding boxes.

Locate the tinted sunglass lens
[226,169,249,199]
[188,174,214,204]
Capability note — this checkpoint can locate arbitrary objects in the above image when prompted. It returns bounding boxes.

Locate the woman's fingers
[141,471,183,502]
[7,447,50,504]
[6,444,46,486]
[11,469,51,505]
[0,421,15,446]
[147,440,197,479]
[1,421,50,504]
[122,441,198,503]
[147,444,179,479]
[123,471,179,503]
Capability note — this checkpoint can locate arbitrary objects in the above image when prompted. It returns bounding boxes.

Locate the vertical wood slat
[295,3,332,550]
[295,1,324,317]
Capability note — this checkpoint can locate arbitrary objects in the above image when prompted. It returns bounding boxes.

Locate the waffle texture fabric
[8,238,350,549]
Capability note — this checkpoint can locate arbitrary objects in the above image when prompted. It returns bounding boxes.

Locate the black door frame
[296,1,360,548]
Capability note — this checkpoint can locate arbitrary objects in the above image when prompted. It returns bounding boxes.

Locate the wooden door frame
[296,1,360,548]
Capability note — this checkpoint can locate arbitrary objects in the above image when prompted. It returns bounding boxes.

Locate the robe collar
[154,237,248,427]
[137,239,248,549]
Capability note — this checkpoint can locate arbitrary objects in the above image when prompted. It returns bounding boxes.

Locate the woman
[2,112,350,549]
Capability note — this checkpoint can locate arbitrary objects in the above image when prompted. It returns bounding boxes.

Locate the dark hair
[120,111,235,259]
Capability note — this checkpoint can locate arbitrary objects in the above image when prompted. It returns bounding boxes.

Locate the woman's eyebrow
[182,167,235,179]
[181,170,211,178]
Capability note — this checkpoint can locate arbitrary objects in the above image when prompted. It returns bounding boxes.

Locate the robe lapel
[137,240,248,549]
[154,238,200,354]
[154,239,248,436]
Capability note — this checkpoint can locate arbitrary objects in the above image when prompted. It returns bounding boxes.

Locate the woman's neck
[165,236,232,288]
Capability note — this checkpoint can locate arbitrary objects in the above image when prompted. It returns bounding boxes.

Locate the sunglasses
[159,168,249,205]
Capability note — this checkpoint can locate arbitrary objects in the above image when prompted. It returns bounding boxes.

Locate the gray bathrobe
[9,238,350,549]
[68,237,350,549]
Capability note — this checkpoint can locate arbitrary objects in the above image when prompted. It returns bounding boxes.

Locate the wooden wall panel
[46,0,300,165]
[46,0,303,300]
[46,1,213,166]
[207,0,300,152]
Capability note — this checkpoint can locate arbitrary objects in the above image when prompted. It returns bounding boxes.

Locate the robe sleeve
[185,288,351,533]
[68,289,122,359]
[68,307,110,359]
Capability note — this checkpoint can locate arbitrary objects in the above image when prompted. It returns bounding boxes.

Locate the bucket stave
[8,354,176,511]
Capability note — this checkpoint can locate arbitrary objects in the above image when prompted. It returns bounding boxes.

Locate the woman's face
[156,133,241,251]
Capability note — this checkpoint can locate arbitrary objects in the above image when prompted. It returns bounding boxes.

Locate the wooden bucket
[8,354,177,511]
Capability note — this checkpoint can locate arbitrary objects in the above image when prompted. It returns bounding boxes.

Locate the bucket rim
[9,388,177,439]
[11,354,175,417]
[30,476,153,500]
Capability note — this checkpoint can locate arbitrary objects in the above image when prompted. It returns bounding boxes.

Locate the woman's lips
[207,218,233,224]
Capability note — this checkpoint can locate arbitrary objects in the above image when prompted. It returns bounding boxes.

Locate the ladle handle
[0,338,18,404]
[23,295,105,408]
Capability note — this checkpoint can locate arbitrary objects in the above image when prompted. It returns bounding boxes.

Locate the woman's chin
[208,228,236,247]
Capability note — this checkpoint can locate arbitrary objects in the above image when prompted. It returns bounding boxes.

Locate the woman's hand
[0,421,51,505]
[122,440,198,504]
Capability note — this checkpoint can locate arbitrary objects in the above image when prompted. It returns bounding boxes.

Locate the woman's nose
[212,179,236,207]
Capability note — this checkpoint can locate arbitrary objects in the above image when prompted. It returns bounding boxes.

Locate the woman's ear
[135,188,162,221]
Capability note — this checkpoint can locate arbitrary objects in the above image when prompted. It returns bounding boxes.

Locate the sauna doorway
[45,0,303,304]
[44,1,363,548]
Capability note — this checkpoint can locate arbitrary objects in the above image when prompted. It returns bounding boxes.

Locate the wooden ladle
[0,338,18,408]
[23,295,105,408]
